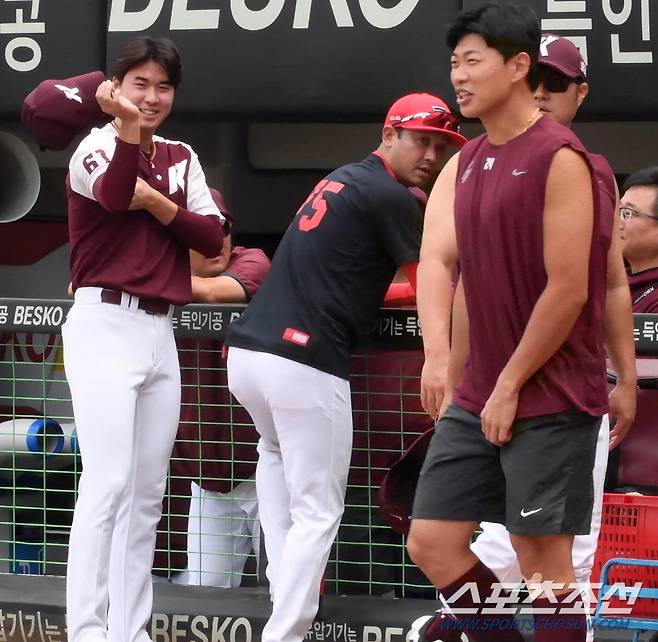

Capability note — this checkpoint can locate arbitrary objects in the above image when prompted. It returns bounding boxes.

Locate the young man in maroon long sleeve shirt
[61,37,223,642]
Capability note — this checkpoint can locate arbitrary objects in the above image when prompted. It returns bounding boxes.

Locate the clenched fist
[95,80,139,121]
[129,177,155,211]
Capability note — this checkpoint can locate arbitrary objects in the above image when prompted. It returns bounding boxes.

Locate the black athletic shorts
[412,403,601,536]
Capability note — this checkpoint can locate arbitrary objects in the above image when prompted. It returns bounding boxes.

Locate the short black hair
[447,2,540,90]
[113,37,182,88]
[624,167,658,217]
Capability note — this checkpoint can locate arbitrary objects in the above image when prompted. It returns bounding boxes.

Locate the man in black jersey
[225,93,466,642]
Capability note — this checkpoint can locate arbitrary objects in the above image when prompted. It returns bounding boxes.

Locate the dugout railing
[0,298,438,642]
[1,299,658,642]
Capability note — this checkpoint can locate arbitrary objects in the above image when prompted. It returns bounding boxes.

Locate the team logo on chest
[168,159,188,195]
[483,157,496,171]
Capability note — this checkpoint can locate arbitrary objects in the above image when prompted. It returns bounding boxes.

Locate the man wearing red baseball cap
[225,93,465,642]
[385,93,468,149]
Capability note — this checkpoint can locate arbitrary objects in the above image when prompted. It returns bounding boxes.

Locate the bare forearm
[191,275,247,303]
[417,257,454,363]
[497,285,586,392]
[605,283,636,386]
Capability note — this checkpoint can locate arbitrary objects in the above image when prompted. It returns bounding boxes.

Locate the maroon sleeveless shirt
[452,117,610,419]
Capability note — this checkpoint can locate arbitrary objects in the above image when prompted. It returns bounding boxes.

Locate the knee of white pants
[148,474,169,504]
[78,470,131,506]
[290,508,343,542]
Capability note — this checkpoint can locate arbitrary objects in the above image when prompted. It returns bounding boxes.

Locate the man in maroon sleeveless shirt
[61,37,223,642]
[421,33,635,642]
[406,5,633,642]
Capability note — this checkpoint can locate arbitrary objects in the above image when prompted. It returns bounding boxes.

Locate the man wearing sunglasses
[412,33,635,642]
[620,167,658,312]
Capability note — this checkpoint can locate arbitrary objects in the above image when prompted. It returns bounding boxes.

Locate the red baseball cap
[21,71,110,151]
[539,34,587,80]
[385,93,467,148]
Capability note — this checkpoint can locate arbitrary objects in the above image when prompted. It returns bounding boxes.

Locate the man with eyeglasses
[409,33,635,642]
[620,167,658,312]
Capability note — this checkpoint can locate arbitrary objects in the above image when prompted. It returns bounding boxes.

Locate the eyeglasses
[619,206,658,222]
[537,66,584,93]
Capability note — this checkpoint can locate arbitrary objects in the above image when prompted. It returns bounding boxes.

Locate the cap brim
[538,59,583,80]
[397,123,467,148]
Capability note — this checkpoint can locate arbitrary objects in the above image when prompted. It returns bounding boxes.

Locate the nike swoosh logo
[512,169,528,176]
[520,507,543,517]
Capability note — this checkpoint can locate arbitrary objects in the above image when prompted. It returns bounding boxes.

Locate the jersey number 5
[297,180,345,232]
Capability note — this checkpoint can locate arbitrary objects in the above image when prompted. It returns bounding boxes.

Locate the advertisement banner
[105,1,460,119]
[2,2,656,120]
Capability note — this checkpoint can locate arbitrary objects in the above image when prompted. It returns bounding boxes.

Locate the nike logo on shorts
[520,507,543,517]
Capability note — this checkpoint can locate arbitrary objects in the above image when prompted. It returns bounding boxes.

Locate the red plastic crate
[591,493,658,618]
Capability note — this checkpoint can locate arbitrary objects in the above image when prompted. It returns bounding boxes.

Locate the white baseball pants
[471,414,610,642]
[227,347,353,642]
[62,288,181,642]
[172,477,260,588]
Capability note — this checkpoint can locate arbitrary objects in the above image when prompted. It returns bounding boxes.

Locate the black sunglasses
[537,66,584,93]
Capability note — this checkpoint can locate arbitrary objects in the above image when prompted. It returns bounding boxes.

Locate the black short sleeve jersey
[226,154,423,379]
